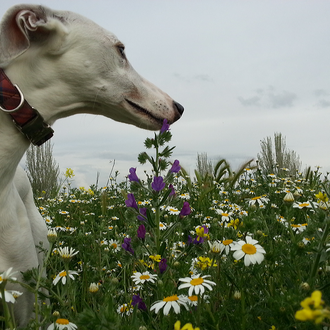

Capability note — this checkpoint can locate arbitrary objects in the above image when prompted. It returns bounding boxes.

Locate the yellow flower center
[242,243,257,255]
[59,271,67,277]
[140,274,150,280]
[111,243,117,249]
[189,295,198,302]
[56,319,70,325]
[299,203,310,207]
[223,239,233,245]
[0,276,2,281]
[251,196,261,200]
[190,277,204,286]
[120,305,128,313]
[163,294,179,302]
[222,213,229,217]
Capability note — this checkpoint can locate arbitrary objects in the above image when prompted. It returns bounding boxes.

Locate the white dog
[0,4,183,326]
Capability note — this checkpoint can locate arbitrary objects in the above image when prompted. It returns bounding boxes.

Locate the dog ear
[0,5,68,66]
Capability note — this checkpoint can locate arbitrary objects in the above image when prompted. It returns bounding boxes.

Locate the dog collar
[0,69,53,146]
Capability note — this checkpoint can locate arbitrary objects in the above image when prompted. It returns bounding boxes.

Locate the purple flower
[168,184,176,197]
[160,119,170,133]
[132,294,147,311]
[151,176,166,192]
[125,193,138,210]
[137,207,147,221]
[122,237,134,254]
[170,160,181,173]
[180,201,191,217]
[159,258,167,274]
[128,167,139,182]
[137,224,146,240]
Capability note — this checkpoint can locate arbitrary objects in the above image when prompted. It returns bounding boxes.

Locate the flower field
[2,121,330,330]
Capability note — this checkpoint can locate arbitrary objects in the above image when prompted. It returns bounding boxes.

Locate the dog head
[0,5,183,129]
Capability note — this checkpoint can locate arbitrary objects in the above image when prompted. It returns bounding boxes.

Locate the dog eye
[117,45,126,59]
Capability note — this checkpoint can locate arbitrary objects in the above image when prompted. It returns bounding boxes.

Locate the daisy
[231,236,266,266]
[150,294,188,315]
[108,239,121,252]
[208,240,221,253]
[53,270,79,285]
[248,196,269,207]
[219,239,235,255]
[131,271,157,285]
[178,274,216,296]
[0,267,18,283]
[117,303,133,316]
[159,222,167,230]
[89,282,99,293]
[293,201,313,209]
[47,318,77,330]
[167,206,180,215]
[0,290,18,303]
[58,247,79,261]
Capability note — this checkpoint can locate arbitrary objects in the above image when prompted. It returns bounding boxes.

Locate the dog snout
[173,101,184,116]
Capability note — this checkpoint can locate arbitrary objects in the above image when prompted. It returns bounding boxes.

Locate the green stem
[0,284,15,329]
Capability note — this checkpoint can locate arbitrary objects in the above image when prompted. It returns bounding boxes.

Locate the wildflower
[227,218,241,230]
[47,318,78,330]
[150,294,188,315]
[295,290,328,324]
[149,255,162,262]
[159,222,167,230]
[160,118,170,133]
[152,176,166,191]
[283,192,295,203]
[231,236,266,266]
[0,290,19,303]
[0,267,18,284]
[137,207,147,221]
[170,160,181,173]
[132,294,147,311]
[208,240,222,253]
[131,271,157,285]
[219,239,235,255]
[195,256,217,270]
[125,193,138,210]
[174,320,200,330]
[47,229,57,243]
[117,303,134,316]
[89,282,99,293]
[167,206,180,215]
[178,274,216,296]
[315,191,328,202]
[122,237,134,255]
[159,258,168,274]
[109,239,121,252]
[187,295,199,306]
[65,168,75,178]
[137,224,146,240]
[249,195,269,207]
[53,270,79,285]
[57,247,79,261]
[169,184,176,196]
[180,202,191,217]
[293,201,313,209]
[128,167,140,182]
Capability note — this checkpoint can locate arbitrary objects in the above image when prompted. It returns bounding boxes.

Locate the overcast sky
[2,0,330,187]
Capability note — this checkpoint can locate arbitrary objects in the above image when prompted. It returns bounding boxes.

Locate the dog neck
[0,69,53,146]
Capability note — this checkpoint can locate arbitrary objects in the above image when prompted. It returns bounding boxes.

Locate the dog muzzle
[0,69,53,146]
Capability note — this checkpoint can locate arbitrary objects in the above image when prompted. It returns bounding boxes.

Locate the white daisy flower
[248,195,269,207]
[219,239,235,255]
[131,271,157,285]
[231,236,266,266]
[150,294,188,315]
[117,303,133,316]
[89,282,99,293]
[292,201,313,209]
[0,267,18,283]
[178,274,216,296]
[53,270,79,285]
[0,289,19,303]
[47,318,77,330]
[108,239,121,252]
[57,247,79,261]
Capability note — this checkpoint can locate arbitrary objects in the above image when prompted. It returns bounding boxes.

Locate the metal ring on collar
[0,84,25,113]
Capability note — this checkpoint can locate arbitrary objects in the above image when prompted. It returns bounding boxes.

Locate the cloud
[238,87,297,109]
[173,73,213,83]
[317,99,330,108]
[314,89,329,97]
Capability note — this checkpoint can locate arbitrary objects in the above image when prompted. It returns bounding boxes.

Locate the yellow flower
[315,192,328,202]
[195,256,217,270]
[227,218,241,230]
[174,320,200,330]
[295,290,328,324]
[149,255,161,263]
[65,168,75,178]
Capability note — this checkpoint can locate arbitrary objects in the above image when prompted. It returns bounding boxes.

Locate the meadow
[1,120,330,330]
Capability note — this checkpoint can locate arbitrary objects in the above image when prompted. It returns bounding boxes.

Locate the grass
[1,123,330,330]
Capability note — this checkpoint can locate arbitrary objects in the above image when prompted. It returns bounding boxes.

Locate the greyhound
[0,4,183,326]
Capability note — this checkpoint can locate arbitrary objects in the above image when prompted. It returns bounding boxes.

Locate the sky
[2,0,330,187]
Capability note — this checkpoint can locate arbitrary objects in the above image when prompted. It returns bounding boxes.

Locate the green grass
[2,126,330,330]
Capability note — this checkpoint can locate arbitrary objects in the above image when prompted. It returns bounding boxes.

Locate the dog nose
[173,101,184,116]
